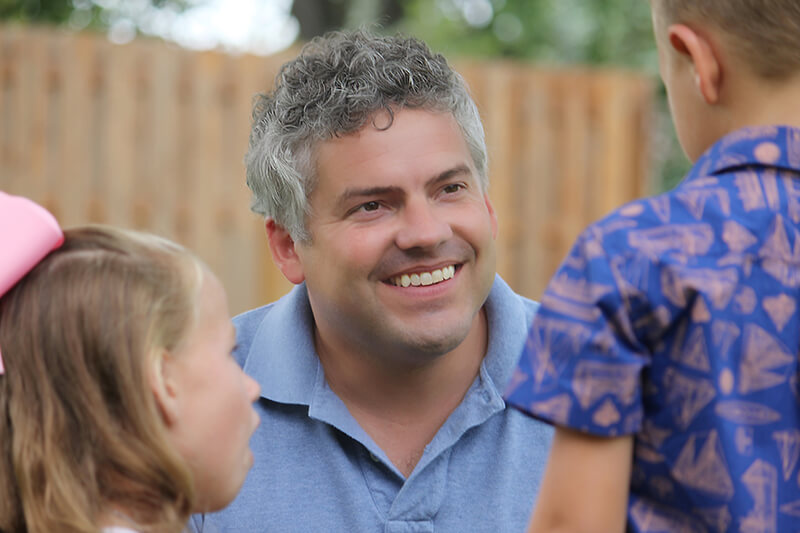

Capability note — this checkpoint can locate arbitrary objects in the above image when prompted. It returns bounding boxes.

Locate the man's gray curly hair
[245,29,489,243]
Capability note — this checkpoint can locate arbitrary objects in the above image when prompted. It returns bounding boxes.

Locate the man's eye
[360,201,381,212]
[443,184,464,194]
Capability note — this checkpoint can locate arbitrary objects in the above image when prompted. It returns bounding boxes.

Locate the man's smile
[388,265,457,287]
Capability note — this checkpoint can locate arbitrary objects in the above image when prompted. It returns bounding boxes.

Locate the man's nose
[394,198,453,250]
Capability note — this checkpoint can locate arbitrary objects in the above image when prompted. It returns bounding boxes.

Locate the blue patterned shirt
[506,126,800,532]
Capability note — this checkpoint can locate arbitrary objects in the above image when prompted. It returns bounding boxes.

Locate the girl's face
[165,270,261,512]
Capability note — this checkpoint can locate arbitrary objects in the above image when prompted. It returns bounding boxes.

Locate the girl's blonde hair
[0,225,204,533]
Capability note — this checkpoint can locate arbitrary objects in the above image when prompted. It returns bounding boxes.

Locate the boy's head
[650,0,800,160]
[653,1,800,80]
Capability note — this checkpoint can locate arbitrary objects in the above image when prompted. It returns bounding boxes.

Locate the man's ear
[266,218,305,285]
[668,23,722,105]
[149,349,180,427]
[484,194,498,240]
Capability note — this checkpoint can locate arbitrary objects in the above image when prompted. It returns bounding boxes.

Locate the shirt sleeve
[505,220,659,437]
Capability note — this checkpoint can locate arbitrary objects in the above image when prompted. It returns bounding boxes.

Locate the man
[191,29,552,533]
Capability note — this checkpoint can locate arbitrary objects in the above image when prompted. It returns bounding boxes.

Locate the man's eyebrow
[427,164,472,187]
[336,186,403,211]
[340,185,402,201]
[335,164,473,209]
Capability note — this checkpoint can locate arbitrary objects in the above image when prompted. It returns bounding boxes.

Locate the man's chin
[409,336,463,358]
[389,324,474,361]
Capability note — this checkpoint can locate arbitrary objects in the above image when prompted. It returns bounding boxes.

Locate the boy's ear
[668,23,722,105]
[149,350,180,427]
[265,218,305,285]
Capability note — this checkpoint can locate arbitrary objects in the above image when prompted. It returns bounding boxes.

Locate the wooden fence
[0,24,655,315]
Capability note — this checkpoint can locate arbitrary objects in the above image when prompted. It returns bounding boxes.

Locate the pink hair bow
[0,192,64,375]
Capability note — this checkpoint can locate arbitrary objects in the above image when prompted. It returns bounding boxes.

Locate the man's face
[295,108,497,365]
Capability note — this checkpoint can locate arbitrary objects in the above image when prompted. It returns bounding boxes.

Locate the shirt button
[481,390,492,403]
[370,452,379,462]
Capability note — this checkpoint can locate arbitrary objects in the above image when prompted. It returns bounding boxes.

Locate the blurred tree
[396,0,656,70]
[0,0,74,23]
[0,0,189,34]
[291,0,403,40]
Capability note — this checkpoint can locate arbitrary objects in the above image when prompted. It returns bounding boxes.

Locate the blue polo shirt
[190,275,552,533]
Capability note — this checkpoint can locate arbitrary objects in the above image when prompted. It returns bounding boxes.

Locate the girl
[0,192,260,533]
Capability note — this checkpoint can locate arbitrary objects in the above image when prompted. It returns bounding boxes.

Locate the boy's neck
[726,71,800,131]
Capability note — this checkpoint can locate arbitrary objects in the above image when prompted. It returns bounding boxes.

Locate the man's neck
[314,308,489,478]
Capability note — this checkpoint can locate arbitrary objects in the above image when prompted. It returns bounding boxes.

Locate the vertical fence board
[0,27,21,188]
[560,73,591,264]
[55,33,94,226]
[103,41,136,226]
[129,41,156,232]
[517,71,556,299]
[15,30,49,204]
[191,51,224,270]
[149,43,182,238]
[483,63,520,284]
[225,54,264,312]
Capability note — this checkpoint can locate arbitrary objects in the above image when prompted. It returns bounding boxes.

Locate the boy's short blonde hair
[654,0,800,80]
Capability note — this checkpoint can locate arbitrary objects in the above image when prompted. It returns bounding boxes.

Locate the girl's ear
[668,23,722,105]
[149,349,180,427]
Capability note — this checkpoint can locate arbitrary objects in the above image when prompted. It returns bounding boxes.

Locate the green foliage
[0,0,189,31]
[0,0,76,23]
[397,0,657,71]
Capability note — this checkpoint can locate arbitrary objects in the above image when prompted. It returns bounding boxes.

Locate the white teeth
[390,265,457,287]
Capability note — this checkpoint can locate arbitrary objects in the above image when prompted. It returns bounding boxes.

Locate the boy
[505,1,800,531]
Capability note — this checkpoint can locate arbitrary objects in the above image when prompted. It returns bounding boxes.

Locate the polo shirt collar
[242,283,322,405]
[481,274,532,398]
